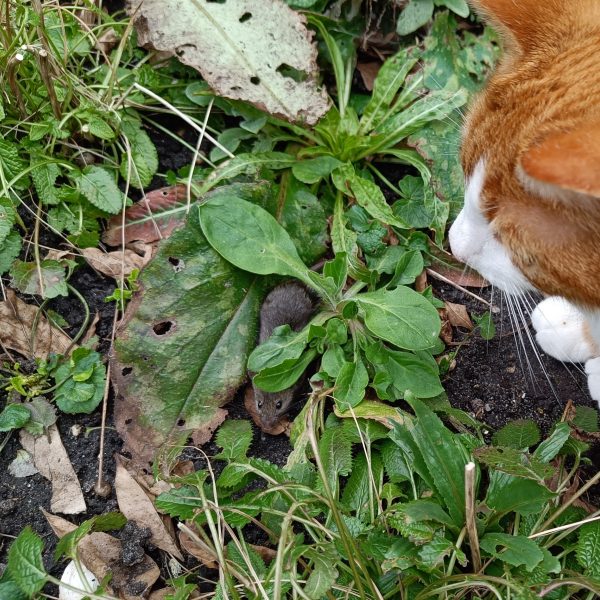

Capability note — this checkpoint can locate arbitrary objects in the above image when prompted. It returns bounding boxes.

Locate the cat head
[448,0,600,306]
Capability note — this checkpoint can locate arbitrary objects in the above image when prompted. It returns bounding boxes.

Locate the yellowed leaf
[82,247,150,280]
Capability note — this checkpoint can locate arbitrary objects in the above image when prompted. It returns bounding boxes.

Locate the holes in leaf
[121,367,133,376]
[177,419,186,427]
[206,0,226,3]
[175,44,195,57]
[153,320,174,336]
[168,256,184,272]
[239,11,252,22]
[125,418,132,425]
[276,63,308,83]
[250,76,260,85]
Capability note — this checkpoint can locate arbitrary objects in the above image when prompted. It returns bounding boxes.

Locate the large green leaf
[198,193,312,284]
[113,188,265,466]
[577,521,600,578]
[485,471,555,516]
[355,287,440,351]
[480,533,544,572]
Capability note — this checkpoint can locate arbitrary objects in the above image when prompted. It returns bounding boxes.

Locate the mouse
[251,282,314,430]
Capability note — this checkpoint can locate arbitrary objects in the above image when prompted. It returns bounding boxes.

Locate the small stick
[465,462,481,572]
[426,268,491,307]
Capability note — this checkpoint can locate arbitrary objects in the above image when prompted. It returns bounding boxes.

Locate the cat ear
[520,122,600,198]
[468,0,551,49]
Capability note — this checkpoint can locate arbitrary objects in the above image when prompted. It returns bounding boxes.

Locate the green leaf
[435,0,469,18]
[6,527,47,596]
[321,345,346,378]
[198,193,313,285]
[155,486,203,520]
[334,358,369,409]
[23,398,57,436]
[418,535,454,569]
[292,156,343,184]
[317,426,352,497]
[342,452,382,518]
[215,420,253,461]
[355,287,440,351]
[301,545,339,599]
[0,138,27,189]
[577,521,600,578]
[75,165,126,214]
[248,325,308,372]
[10,260,68,299]
[253,348,316,392]
[492,420,541,449]
[31,162,60,205]
[360,47,420,133]
[86,116,115,140]
[486,471,556,516]
[52,348,106,414]
[396,0,434,36]
[389,250,425,287]
[474,447,554,482]
[0,404,31,432]
[0,198,16,245]
[534,422,571,463]
[332,163,410,229]
[572,406,599,432]
[0,231,22,275]
[480,533,544,572]
[120,118,159,188]
[473,311,496,340]
[404,395,468,526]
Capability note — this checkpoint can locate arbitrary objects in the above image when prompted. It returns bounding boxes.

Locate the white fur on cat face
[448,160,534,295]
[448,160,600,404]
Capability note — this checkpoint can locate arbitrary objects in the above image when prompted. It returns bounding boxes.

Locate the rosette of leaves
[50,348,106,414]
[199,193,443,410]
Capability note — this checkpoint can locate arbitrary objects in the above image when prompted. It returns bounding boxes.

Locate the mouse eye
[257,400,263,409]
[275,400,282,410]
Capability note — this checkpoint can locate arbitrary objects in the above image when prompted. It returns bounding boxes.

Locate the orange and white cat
[448,0,600,403]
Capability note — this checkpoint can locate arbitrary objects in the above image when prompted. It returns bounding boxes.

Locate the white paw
[531,297,596,363]
[585,358,600,404]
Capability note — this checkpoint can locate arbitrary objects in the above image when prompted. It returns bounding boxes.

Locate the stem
[464,462,481,572]
[63,283,91,356]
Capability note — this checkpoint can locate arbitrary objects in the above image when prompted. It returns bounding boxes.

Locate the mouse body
[252,282,314,429]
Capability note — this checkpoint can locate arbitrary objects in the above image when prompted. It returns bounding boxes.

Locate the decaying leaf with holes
[127,0,330,124]
[112,189,265,469]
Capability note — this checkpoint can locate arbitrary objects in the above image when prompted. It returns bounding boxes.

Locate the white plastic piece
[58,560,99,600]
[531,296,596,363]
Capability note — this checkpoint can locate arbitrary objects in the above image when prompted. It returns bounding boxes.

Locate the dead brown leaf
[82,247,150,280]
[115,456,184,560]
[103,185,187,246]
[20,426,86,514]
[190,407,229,447]
[427,244,489,288]
[44,510,159,600]
[444,301,474,330]
[251,544,277,563]
[356,62,380,91]
[244,386,291,436]
[179,524,218,568]
[96,27,120,53]
[0,289,73,358]
[438,309,453,345]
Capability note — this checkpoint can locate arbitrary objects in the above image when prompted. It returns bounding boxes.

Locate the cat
[448,0,600,404]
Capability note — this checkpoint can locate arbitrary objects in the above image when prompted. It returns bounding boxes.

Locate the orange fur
[461,0,600,307]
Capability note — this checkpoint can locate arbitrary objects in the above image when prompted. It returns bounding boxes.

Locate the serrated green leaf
[493,420,540,449]
[341,452,382,518]
[480,533,544,572]
[120,118,158,188]
[573,406,599,432]
[318,426,352,497]
[577,521,600,578]
[155,485,203,520]
[215,420,253,461]
[86,116,116,140]
[0,404,31,432]
[76,165,126,214]
[31,162,60,205]
[6,527,47,595]
[417,534,454,569]
[0,198,16,245]
[0,230,22,275]
[473,311,496,340]
[302,545,339,599]
[0,138,27,189]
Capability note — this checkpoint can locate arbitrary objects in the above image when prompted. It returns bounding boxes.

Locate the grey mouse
[252,282,314,429]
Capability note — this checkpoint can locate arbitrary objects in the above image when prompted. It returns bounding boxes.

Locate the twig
[426,268,491,307]
[464,462,481,572]
[529,511,600,540]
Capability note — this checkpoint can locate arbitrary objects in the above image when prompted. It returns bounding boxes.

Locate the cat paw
[531,297,596,363]
[585,358,600,405]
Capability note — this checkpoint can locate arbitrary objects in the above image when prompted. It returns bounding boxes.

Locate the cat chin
[448,160,534,296]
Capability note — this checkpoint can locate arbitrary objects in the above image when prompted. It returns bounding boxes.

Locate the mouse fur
[252,282,314,429]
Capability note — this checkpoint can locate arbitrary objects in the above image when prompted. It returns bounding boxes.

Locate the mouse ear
[468,0,560,51]
[520,121,600,199]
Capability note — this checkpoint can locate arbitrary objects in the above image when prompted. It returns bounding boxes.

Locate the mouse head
[254,387,295,430]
